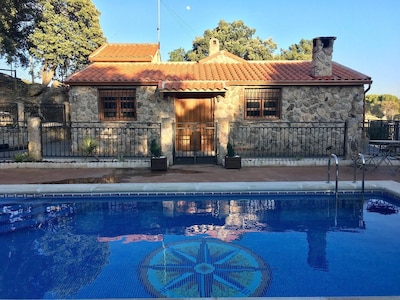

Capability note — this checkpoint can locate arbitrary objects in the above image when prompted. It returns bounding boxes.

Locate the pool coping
[1,180,400,198]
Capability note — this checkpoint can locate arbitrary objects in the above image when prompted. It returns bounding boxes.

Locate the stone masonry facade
[69,83,365,164]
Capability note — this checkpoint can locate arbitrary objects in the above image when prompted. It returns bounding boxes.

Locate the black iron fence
[0,103,66,124]
[42,122,162,159]
[363,120,400,140]
[229,122,347,158]
[0,122,28,159]
[0,103,18,124]
[174,122,217,164]
[24,103,66,124]
[1,120,350,161]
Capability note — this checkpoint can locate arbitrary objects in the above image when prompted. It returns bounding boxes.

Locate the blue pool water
[1,191,400,298]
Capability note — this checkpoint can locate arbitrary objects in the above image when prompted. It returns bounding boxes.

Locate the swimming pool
[1,181,400,299]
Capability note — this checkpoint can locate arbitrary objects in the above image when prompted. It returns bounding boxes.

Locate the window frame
[98,89,137,121]
[244,88,281,120]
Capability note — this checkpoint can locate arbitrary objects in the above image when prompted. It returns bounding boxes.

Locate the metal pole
[157,0,160,46]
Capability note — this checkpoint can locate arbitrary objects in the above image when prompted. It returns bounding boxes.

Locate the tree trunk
[41,63,55,86]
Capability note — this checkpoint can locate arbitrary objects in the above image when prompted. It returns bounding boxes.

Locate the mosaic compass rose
[140,238,272,297]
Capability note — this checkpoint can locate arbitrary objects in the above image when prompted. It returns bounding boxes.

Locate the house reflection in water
[1,196,364,273]
[94,197,364,272]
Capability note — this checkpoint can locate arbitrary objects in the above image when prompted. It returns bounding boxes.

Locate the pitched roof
[89,43,160,62]
[67,51,372,91]
[199,50,247,64]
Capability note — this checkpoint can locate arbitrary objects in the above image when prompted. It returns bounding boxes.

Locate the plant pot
[151,156,168,171]
[225,156,241,169]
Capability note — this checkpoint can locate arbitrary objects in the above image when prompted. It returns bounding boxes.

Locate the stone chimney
[311,36,336,77]
[209,38,220,56]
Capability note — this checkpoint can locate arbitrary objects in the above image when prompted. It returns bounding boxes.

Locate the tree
[0,0,38,66]
[29,0,106,85]
[366,94,400,120]
[168,47,186,62]
[277,38,312,60]
[169,20,277,61]
[381,95,400,120]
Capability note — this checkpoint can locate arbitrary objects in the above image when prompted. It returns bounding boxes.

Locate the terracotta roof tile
[199,50,247,64]
[89,43,160,62]
[67,55,372,91]
[161,81,226,92]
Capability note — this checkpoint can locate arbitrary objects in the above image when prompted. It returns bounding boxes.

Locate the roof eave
[66,79,373,87]
[159,88,227,93]
[90,56,154,63]
[66,81,159,86]
[229,79,373,86]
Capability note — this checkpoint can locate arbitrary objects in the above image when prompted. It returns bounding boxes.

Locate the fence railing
[42,122,162,159]
[229,122,347,158]
[1,120,349,161]
[24,103,66,124]
[363,120,400,140]
[0,122,28,159]
[0,103,18,124]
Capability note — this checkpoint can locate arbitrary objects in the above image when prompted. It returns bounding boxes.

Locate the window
[99,89,136,121]
[244,88,281,119]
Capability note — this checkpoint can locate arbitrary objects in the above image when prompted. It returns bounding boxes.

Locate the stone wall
[69,86,99,122]
[214,85,365,159]
[69,86,174,123]
[69,84,365,162]
[0,73,68,108]
[283,85,364,158]
[69,86,175,161]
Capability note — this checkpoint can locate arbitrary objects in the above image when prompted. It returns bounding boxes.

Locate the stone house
[66,37,372,165]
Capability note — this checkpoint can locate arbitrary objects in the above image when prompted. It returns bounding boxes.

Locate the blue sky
[91,0,400,97]
[1,0,399,97]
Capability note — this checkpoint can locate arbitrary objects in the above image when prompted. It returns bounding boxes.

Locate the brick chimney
[311,36,336,77]
[209,38,220,56]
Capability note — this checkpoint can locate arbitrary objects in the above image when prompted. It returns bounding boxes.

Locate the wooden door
[175,98,216,163]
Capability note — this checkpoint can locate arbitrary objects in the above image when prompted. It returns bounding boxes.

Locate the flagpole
[157,0,160,47]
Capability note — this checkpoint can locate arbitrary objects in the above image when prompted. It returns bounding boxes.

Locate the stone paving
[0,164,398,184]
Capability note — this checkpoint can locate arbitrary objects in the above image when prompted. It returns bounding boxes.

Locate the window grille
[99,89,136,121]
[244,88,281,119]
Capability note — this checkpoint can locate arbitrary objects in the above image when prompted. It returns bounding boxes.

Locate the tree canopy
[168,20,278,61]
[29,0,106,84]
[0,0,38,66]
[168,20,311,62]
[366,94,400,120]
[277,38,312,60]
[0,0,106,84]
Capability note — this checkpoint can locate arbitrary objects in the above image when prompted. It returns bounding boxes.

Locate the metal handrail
[327,153,339,198]
[353,153,365,195]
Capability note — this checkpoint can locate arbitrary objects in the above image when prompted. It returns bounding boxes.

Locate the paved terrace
[0,164,398,184]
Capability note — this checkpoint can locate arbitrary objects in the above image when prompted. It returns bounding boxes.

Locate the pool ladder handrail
[353,153,366,196]
[327,153,339,197]
[327,154,339,227]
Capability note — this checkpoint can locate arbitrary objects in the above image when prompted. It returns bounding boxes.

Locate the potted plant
[225,141,241,169]
[150,138,167,171]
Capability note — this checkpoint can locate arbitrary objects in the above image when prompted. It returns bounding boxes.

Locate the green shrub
[81,136,99,161]
[227,141,236,157]
[150,139,162,157]
[13,152,30,162]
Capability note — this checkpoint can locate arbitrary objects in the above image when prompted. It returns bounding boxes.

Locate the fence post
[64,101,71,126]
[345,119,360,159]
[28,117,42,161]
[394,121,400,140]
[218,119,230,163]
[16,101,24,123]
[161,118,173,165]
